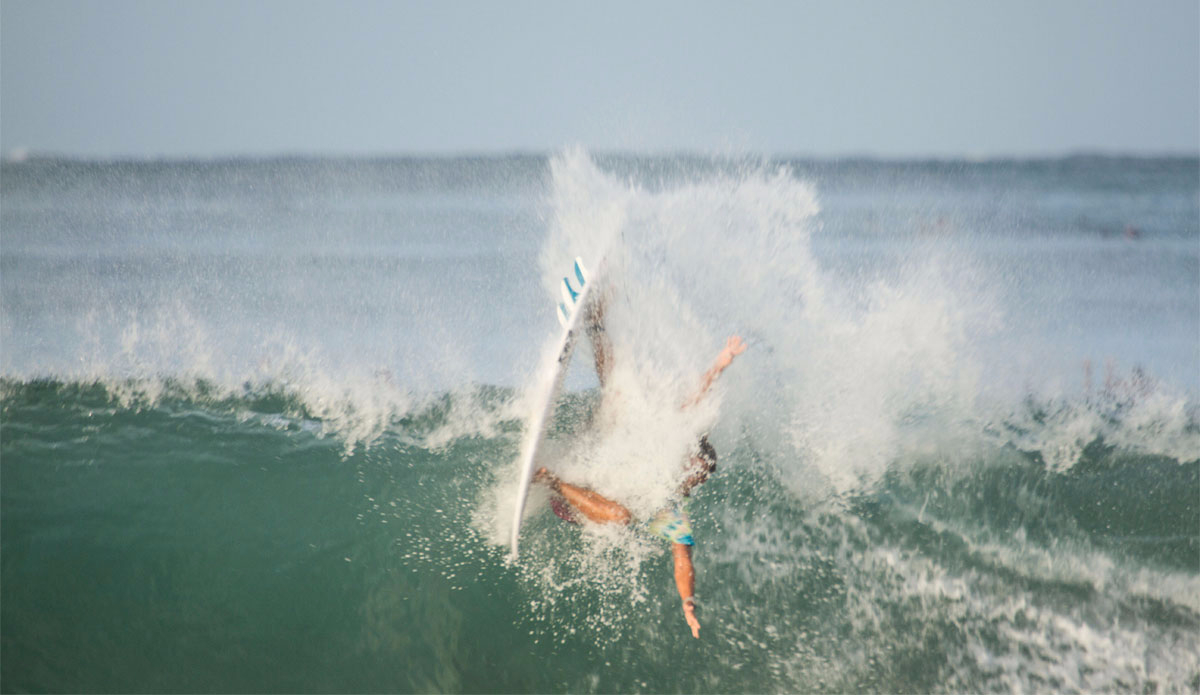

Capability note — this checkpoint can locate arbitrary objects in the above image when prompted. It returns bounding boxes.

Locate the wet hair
[696,435,717,473]
[679,436,718,496]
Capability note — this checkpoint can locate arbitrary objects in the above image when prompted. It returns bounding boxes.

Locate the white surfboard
[510,257,596,557]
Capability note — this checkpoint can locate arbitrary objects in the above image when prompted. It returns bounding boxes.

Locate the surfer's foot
[534,467,560,491]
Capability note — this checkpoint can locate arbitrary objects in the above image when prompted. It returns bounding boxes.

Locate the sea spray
[532,150,994,502]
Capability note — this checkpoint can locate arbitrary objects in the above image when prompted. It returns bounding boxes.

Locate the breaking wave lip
[3,364,1194,465]
[0,375,526,456]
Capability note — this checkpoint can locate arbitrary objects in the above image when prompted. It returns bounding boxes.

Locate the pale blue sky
[2,0,1197,158]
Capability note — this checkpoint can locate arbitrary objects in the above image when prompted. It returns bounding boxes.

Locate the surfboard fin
[574,257,588,287]
[555,257,591,328]
[561,277,579,303]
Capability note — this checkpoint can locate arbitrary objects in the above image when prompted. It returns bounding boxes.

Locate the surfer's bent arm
[585,298,614,388]
[673,543,701,638]
[682,335,747,409]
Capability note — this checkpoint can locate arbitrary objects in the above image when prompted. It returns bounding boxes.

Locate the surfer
[534,298,746,639]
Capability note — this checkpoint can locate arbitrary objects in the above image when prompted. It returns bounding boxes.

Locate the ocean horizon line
[4,147,1198,166]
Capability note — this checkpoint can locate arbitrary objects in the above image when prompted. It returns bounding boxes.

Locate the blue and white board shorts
[646,503,694,546]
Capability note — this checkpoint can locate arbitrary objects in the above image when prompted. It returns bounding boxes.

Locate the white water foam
[527,149,1002,509]
[18,297,516,454]
[705,503,1200,692]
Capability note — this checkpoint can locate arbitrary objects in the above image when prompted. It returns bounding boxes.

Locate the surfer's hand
[533,467,560,492]
[716,335,747,370]
[683,600,700,638]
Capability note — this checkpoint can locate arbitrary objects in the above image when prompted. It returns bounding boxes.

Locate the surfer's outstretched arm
[673,543,701,638]
[682,335,747,409]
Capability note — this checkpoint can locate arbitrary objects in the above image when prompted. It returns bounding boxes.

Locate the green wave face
[2,376,1196,693]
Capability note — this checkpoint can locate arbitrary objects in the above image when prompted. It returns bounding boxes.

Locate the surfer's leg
[584,297,613,388]
[535,468,631,525]
[558,483,631,525]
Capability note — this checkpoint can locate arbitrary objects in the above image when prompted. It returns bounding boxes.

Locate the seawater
[2,151,1197,693]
